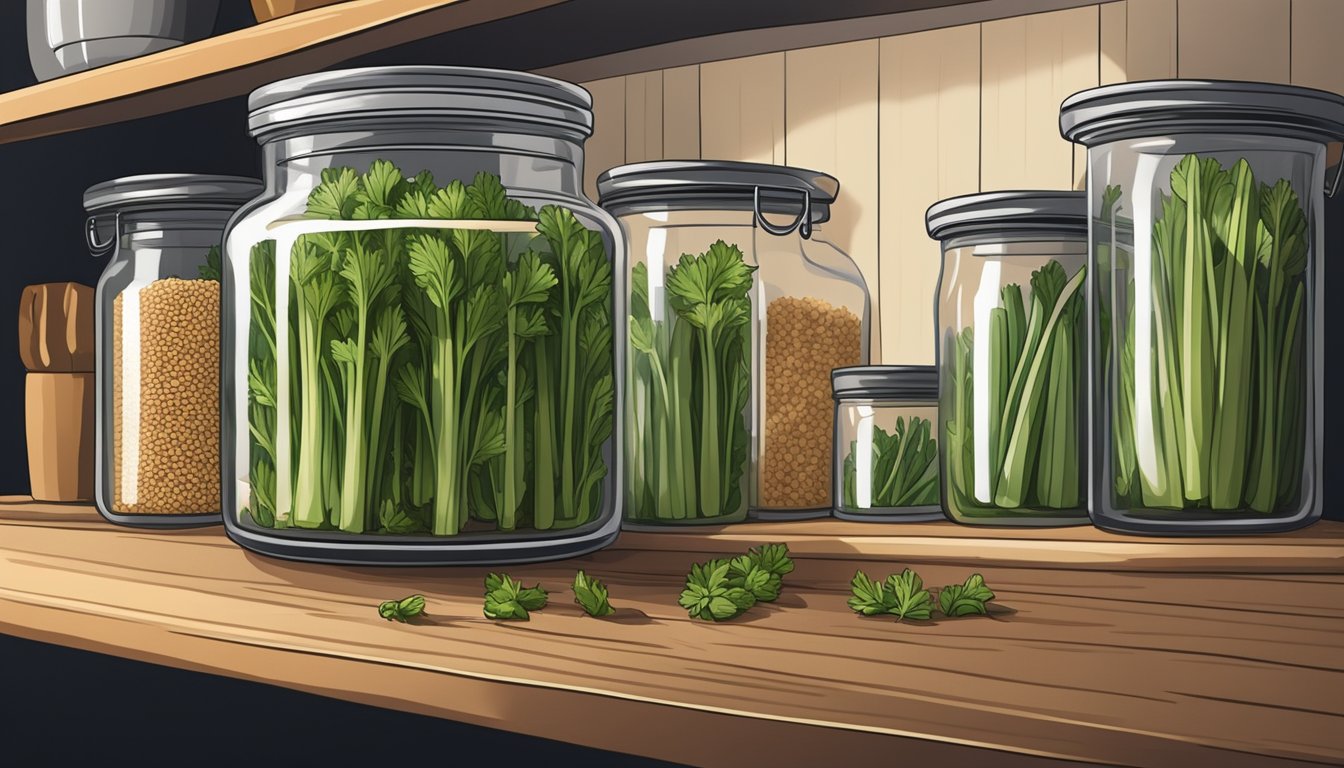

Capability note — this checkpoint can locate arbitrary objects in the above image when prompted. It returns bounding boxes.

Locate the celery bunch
[1106,155,1308,513]
[944,260,1086,517]
[243,163,614,535]
[841,417,939,509]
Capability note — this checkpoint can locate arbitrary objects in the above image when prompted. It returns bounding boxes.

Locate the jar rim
[247,66,594,142]
[1060,79,1344,146]
[832,365,938,401]
[83,174,263,213]
[596,160,836,224]
[926,190,1087,242]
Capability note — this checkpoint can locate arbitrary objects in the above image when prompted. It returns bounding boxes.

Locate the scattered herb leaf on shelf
[573,570,615,618]
[679,543,795,621]
[484,572,548,621]
[746,543,795,579]
[848,571,900,616]
[937,573,996,617]
[378,594,426,623]
[887,569,933,622]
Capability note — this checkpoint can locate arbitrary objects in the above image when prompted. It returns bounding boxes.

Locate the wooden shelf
[0,0,1085,146]
[1,497,1341,767]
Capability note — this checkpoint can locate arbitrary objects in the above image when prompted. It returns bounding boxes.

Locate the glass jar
[928,191,1089,526]
[832,366,941,522]
[222,67,624,564]
[597,161,871,525]
[86,174,263,528]
[1061,80,1344,534]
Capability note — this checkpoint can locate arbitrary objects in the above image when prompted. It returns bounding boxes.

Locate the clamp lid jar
[832,366,941,522]
[599,160,871,526]
[928,190,1090,527]
[87,173,263,528]
[222,66,623,565]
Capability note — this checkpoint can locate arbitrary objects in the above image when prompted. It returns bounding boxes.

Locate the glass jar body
[222,128,624,563]
[936,236,1089,526]
[1088,133,1325,534]
[94,210,229,527]
[833,397,941,521]
[615,208,870,526]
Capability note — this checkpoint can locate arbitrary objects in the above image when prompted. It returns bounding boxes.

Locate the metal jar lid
[925,191,1087,241]
[832,365,938,401]
[1060,79,1344,146]
[596,160,837,229]
[247,66,594,141]
[83,174,263,213]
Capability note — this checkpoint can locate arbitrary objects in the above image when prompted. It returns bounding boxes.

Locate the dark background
[0,0,1339,765]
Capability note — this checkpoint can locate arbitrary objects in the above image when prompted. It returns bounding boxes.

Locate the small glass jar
[928,191,1090,526]
[598,161,871,525]
[1062,80,1344,534]
[832,366,941,522]
[86,174,263,528]
[222,66,623,564]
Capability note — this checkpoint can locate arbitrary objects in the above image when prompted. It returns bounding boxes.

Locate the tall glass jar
[597,161,871,525]
[222,67,624,564]
[1062,80,1344,534]
[86,174,263,528]
[928,191,1089,526]
[832,366,941,522]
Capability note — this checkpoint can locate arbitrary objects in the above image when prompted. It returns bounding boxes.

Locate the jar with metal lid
[832,366,941,522]
[928,191,1089,526]
[222,66,623,564]
[86,174,263,527]
[1062,80,1344,534]
[598,161,871,525]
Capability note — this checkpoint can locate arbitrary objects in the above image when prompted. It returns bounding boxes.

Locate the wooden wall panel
[1177,0,1291,83]
[1099,2,1127,85]
[582,77,626,200]
[662,65,701,159]
[785,41,882,359]
[980,7,1099,191]
[624,71,664,163]
[699,53,786,164]
[1123,0,1176,80]
[1292,0,1344,95]
[879,25,981,365]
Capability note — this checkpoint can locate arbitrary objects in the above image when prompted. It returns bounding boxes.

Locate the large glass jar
[86,174,263,528]
[928,192,1089,526]
[222,67,623,564]
[1062,80,1344,534]
[597,161,871,525]
[832,366,941,522]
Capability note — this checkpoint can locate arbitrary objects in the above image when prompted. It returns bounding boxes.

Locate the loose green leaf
[484,573,549,621]
[938,573,995,617]
[886,569,933,622]
[746,543,795,578]
[847,570,899,616]
[572,570,615,617]
[378,594,427,623]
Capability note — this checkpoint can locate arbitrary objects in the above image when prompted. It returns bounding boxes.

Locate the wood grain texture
[625,71,664,163]
[784,41,881,360]
[581,77,627,201]
[24,377,94,502]
[1,500,1341,767]
[0,0,563,144]
[1099,2,1127,85]
[878,25,981,365]
[18,283,95,373]
[1291,0,1344,95]
[981,6,1100,192]
[251,0,353,23]
[1123,0,1176,80]
[662,65,701,159]
[1177,0,1291,82]
[699,53,786,165]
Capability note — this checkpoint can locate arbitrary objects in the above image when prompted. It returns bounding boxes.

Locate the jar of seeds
[86,174,262,528]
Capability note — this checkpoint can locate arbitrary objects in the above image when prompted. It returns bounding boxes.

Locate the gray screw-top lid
[83,174,264,213]
[1060,79,1344,146]
[247,66,594,141]
[596,160,836,223]
[832,365,938,401]
[925,191,1087,241]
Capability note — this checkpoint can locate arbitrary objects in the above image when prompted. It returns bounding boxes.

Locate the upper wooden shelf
[2,497,1341,767]
[0,0,1080,146]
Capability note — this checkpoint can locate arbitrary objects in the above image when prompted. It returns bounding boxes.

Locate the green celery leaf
[573,570,615,617]
[887,569,933,622]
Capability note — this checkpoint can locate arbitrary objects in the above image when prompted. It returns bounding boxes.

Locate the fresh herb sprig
[572,570,615,618]
[937,573,995,617]
[484,573,548,621]
[679,543,795,621]
[849,569,996,622]
[378,594,427,623]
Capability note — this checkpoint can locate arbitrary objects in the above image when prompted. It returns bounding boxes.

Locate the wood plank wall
[581,0,1344,365]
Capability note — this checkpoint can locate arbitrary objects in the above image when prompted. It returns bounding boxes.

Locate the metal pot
[30,0,220,78]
